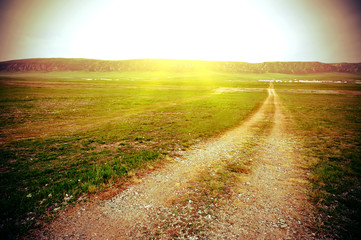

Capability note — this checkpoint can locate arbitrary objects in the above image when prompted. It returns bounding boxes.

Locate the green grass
[278,90,361,238]
[0,71,267,238]
[2,71,360,238]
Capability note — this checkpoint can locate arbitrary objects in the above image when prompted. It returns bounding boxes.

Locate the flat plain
[0,71,360,239]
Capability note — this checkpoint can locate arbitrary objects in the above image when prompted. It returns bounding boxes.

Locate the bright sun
[70,0,288,62]
[1,0,360,62]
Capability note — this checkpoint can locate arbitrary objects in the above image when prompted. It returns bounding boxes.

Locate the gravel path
[204,86,315,239]
[35,85,314,239]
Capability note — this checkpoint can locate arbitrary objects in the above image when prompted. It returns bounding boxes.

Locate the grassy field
[1,71,360,238]
[0,71,268,237]
[278,86,361,238]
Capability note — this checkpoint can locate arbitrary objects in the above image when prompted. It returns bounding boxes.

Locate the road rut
[37,85,314,239]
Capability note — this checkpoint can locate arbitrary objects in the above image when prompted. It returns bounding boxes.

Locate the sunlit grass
[1,71,360,238]
[0,71,267,237]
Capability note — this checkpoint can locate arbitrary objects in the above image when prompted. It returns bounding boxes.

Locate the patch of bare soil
[213,87,266,94]
[33,85,315,239]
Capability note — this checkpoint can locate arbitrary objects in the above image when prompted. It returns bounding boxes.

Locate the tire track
[37,84,313,239]
[208,84,315,239]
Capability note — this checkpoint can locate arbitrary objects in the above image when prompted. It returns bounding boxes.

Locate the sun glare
[1,0,360,62]
[69,0,288,62]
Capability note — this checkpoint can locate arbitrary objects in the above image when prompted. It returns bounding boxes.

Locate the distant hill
[0,58,360,74]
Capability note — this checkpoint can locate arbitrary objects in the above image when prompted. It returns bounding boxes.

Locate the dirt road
[36,84,314,239]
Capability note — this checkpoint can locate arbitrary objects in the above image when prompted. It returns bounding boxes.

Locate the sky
[0,0,360,63]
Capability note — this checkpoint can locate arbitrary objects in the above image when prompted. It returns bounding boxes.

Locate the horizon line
[1,57,361,64]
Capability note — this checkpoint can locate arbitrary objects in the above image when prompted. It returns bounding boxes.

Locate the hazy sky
[0,0,360,62]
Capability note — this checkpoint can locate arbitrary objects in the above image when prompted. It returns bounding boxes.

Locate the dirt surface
[33,85,315,239]
[204,86,315,239]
